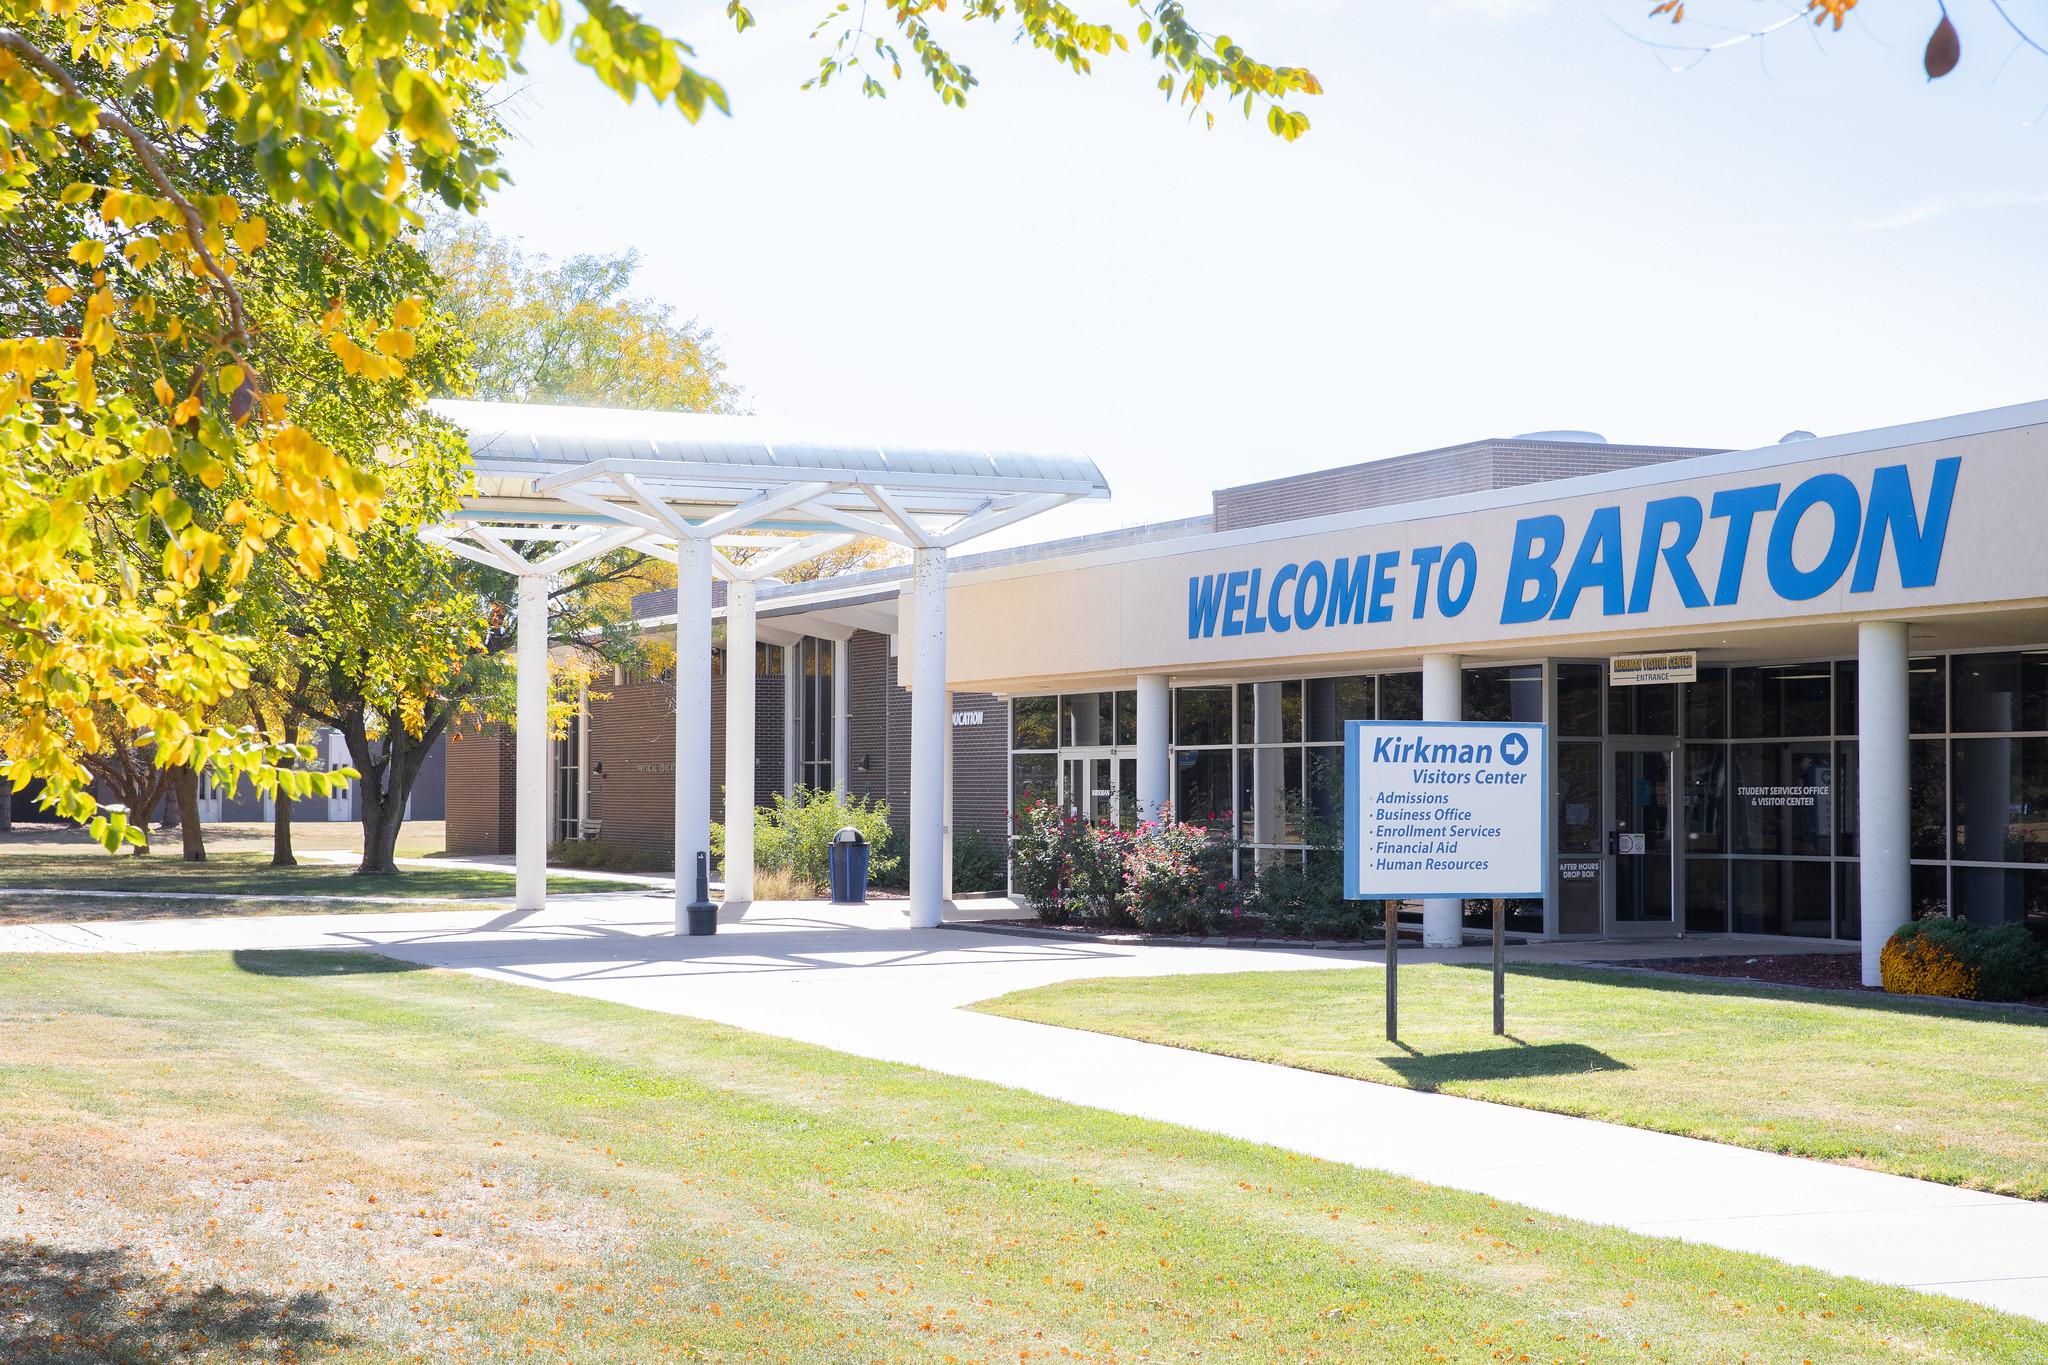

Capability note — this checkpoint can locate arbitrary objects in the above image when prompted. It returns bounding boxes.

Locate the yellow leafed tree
[0,1,1316,849]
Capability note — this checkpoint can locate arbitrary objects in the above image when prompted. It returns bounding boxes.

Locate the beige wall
[937,418,2048,693]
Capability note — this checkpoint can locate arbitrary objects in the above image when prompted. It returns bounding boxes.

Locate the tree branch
[0,27,253,346]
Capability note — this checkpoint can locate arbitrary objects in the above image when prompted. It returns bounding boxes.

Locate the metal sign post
[1492,901,1506,1036]
[1344,721,1547,1043]
[1385,898,1399,1041]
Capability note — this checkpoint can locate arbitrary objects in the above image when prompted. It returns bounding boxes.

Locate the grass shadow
[0,1237,347,1361]
[1379,1041,1627,1091]
[231,949,429,977]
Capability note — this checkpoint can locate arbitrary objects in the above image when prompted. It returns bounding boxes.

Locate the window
[1174,750,1232,830]
[1951,651,2048,733]
[1061,692,1113,747]
[1174,687,1232,748]
[1378,672,1423,721]
[553,710,582,844]
[1607,681,1677,736]
[1169,670,1413,879]
[1305,675,1373,742]
[1731,664,1832,739]
[1951,736,2048,866]
[791,637,834,792]
[1557,742,1602,856]
[1558,663,1603,737]
[1464,665,1542,723]
[1012,696,1056,750]
[1685,667,1728,740]
[711,641,784,677]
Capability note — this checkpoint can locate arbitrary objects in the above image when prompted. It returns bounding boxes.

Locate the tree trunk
[174,765,206,862]
[347,718,444,877]
[271,714,298,868]
[360,796,405,876]
[271,784,297,867]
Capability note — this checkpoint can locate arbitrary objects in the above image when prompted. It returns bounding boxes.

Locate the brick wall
[848,630,892,814]
[1210,439,1725,532]
[444,723,516,855]
[582,664,798,863]
[949,690,1009,843]
[586,677,678,855]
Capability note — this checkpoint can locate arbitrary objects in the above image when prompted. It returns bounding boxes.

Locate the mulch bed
[1628,952,2048,1009]
[1632,953,1869,991]
[976,917,1419,945]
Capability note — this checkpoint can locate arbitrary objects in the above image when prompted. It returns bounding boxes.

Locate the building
[447,398,2048,980]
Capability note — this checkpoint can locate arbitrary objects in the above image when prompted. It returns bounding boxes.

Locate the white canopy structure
[422,400,1110,933]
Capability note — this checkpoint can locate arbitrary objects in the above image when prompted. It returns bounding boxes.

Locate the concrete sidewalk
[3,896,2044,1319]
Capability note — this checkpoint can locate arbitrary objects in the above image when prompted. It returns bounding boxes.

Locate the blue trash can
[828,826,871,904]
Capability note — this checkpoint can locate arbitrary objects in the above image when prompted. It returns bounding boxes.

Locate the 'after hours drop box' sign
[1343,721,1548,901]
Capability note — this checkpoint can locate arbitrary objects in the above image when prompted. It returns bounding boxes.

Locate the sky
[473,0,2048,547]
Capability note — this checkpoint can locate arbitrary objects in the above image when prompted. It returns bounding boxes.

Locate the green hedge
[548,839,672,874]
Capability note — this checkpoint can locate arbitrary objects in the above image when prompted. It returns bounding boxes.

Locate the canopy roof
[434,399,1108,546]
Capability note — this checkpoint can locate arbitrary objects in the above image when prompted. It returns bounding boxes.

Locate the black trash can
[827,826,871,904]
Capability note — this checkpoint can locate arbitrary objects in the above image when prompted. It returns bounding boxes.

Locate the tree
[75,712,177,856]
[426,220,742,413]
[271,459,656,874]
[1,1,1317,850]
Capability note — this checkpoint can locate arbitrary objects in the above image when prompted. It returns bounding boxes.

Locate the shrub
[1010,799,1072,921]
[864,826,1008,894]
[1882,917,2048,1001]
[952,828,1007,894]
[713,788,900,894]
[548,839,672,874]
[752,787,899,888]
[1011,802,1252,934]
[1122,812,1211,934]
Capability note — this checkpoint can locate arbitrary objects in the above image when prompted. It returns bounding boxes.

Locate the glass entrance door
[1608,744,1677,931]
[1061,751,1124,826]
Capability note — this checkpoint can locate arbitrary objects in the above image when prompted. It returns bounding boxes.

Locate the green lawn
[0,850,642,920]
[975,962,2048,1200]
[0,952,2039,1362]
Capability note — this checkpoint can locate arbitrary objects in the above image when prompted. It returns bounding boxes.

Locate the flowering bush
[1010,801,1386,938]
[1011,801,1218,930]
[1122,811,1213,934]
[1881,918,2048,1001]
[1010,799,1074,922]
[1880,930,1979,1000]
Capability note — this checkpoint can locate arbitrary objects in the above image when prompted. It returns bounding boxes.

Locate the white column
[1858,621,1910,988]
[1135,673,1170,821]
[943,689,956,902]
[514,573,549,912]
[832,637,851,796]
[908,547,948,928]
[1421,653,1464,947]
[783,643,800,797]
[723,578,757,907]
[674,538,714,932]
